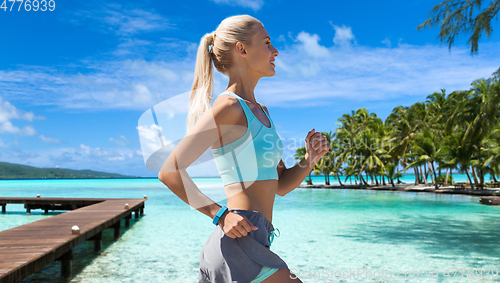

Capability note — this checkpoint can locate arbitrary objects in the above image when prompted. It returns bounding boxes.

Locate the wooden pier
[0,197,146,283]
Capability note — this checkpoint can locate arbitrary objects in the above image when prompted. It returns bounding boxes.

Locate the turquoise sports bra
[211,92,283,186]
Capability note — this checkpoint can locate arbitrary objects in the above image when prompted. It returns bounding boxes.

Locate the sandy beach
[298,183,500,197]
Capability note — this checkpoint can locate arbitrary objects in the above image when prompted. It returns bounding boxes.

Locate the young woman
[158,15,330,283]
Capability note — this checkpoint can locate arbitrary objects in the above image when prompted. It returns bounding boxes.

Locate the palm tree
[294,146,312,185]
[325,73,499,190]
[343,159,359,185]
[418,0,500,54]
[445,79,500,189]
[426,89,449,180]
[329,138,345,186]
[482,127,500,183]
[386,103,429,184]
[383,163,404,187]
[358,128,385,186]
[317,130,335,185]
[407,129,440,189]
[439,128,474,186]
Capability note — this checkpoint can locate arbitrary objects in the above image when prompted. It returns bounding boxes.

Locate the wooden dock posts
[0,196,147,283]
[56,250,73,279]
[89,231,103,252]
[125,213,132,228]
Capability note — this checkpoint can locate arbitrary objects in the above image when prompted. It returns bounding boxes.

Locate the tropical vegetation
[0,161,139,179]
[294,70,500,190]
[418,0,500,54]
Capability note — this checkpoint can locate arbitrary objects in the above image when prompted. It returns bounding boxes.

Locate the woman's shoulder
[212,92,241,110]
[211,93,244,124]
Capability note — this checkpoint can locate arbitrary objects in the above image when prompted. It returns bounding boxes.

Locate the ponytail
[186,31,216,133]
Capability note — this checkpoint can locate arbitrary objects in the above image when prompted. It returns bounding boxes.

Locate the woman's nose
[273,46,279,56]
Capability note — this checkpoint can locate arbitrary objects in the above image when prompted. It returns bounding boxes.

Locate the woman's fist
[219,211,258,238]
[305,128,330,165]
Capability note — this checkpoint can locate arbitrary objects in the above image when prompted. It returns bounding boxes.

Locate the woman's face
[240,25,279,77]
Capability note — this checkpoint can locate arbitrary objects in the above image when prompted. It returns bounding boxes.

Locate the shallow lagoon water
[1,177,499,282]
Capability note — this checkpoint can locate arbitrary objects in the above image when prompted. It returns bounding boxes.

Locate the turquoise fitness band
[213,206,228,225]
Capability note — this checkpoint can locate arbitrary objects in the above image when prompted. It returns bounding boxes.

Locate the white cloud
[0,96,35,123]
[0,96,40,135]
[39,135,61,144]
[295,32,330,58]
[68,3,174,36]
[0,142,219,177]
[103,7,171,36]
[112,38,153,56]
[109,135,131,147]
[132,83,155,106]
[0,24,499,115]
[21,125,36,136]
[0,58,192,110]
[0,144,153,176]
[330,23,356,47]
[137,124,171,160]
[0,121,20,134]
[0,138,8,148]
[260,31,499,104]
[382,38,391,48]
[75,143,129,162]
[210,0,264,11]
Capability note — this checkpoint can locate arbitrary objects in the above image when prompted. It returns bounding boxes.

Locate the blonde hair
[186,15,263,133]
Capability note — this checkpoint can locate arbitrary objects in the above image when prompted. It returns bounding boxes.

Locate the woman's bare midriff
[224,179,277,224]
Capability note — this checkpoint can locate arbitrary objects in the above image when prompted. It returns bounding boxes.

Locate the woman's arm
[276,154,315,196]
[159,165,224,221]
[158,97,259,237]
[158,98,236,221]
[276,129,330,196]
[258,105,330,197]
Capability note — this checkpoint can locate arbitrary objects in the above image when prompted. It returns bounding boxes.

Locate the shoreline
[0,177,145,181]
[297,183,500,197]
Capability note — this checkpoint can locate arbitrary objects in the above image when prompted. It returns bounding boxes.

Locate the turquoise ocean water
[1,175,499,282]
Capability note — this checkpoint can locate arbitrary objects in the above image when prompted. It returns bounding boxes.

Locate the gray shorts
[198,208,288,283]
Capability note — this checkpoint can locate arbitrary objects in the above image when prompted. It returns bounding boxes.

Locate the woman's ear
[236,42,246,55]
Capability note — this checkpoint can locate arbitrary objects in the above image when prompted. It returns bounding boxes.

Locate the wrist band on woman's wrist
[213,206,228,225]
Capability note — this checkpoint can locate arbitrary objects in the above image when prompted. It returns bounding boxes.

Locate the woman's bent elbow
[158,171,171,182]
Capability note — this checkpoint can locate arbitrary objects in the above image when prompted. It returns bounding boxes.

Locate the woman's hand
[305,128,330,165]
[218,211,258,238]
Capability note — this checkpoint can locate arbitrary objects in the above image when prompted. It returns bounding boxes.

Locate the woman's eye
[267,42,270,44]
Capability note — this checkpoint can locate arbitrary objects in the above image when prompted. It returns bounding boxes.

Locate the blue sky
[1,0,499,177]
